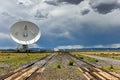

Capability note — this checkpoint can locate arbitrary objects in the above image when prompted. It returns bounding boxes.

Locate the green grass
[70,53,99,63]
[102,65,120,72]
[0,66,4,69]
[92,53,120,60]
[0,53,50,69]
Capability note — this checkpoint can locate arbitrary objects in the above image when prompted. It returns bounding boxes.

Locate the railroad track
[1,52,120,80]
[0,53,57,80]
[68,53,120,80]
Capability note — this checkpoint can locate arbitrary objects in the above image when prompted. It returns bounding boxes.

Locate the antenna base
[16,44,29,52]
[22,45,28,52]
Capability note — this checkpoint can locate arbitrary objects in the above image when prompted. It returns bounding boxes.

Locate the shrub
[7,56,10,59]
[95,59,99,62]
[69,60,74,66]
[57,64,61,69]
[110,64,113,69]
[79,56,84,59]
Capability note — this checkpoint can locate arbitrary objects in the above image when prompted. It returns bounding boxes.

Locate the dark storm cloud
[80,8,90,15]
[70,24,120,46]
[44,0,84,6]
[1,0,120,49]
[44,0,58,6]
[89,0,119,14]
[59,0,84,4]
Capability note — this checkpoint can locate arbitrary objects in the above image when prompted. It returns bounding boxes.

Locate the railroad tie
[92,72,106,80]
[84,72,94,80]
[77,67,84,73]
[30,67,45,80]
[98,72,119,80]
[110,72,120,78]
[4,67,31,80]
[14,67,38,80]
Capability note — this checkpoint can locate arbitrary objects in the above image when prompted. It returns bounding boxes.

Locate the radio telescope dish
[10,21,41,51]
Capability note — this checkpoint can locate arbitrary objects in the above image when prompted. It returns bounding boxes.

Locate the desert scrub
[68,60,74,66]
[0,53,50,69]
[80,55,99,62]
[102,65,120,72]
[91,53,120,60]
[70,53,99,63]
[56,64,65,69]
[110,64,113,69]
[0,66,4,69]
[79,56,84,59]
[57,64,61,69]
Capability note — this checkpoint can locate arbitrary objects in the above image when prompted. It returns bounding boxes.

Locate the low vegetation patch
[0,53,50,69]
[68,60,74,66]
[70,53,99,63]
[102,65,120,72]
[57,64,61,69]
[0,66,4,69]
[92,53,120,60]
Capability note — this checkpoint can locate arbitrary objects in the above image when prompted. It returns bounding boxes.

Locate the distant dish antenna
[10,21,41,52]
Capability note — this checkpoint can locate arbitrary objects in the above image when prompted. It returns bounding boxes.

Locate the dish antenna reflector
[10,21,41,51]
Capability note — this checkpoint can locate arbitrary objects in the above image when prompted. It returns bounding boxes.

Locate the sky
[0,0,120,49]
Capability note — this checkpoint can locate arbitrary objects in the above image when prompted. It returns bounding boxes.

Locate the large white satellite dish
[10,21,41,51]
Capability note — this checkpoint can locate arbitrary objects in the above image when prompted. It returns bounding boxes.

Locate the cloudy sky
[0,0,120,49]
